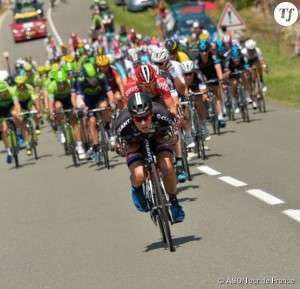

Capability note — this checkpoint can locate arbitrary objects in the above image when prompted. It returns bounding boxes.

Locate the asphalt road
[0,1,299,288]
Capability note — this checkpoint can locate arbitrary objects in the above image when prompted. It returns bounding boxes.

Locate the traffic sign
[218,2,246,31]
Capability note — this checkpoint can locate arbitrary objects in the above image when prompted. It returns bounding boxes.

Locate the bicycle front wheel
[151,165,175,252]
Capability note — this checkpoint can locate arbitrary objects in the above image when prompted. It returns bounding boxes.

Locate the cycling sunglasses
[184,72,194,77]
[133,114,152,123]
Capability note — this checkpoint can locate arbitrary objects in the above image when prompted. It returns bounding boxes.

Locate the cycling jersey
[116,102,175,166]
[0,88,18,118]
[167,60,185,83]
[225,57,249,74]
[188,72,206,92]
[48,80,72,101]
[241,47,262,66]
[197,52,221,81]
[124,76,172,105]
[104,66,120,93]
[176,51,190,63]
[75,74,111,109]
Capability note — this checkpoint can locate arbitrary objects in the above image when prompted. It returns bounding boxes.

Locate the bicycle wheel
[151,165,175,252]
[28,120,38,160]
[192,111,201,159]
[99,122,110,169]
[70,143,78,167]
[64,124,79,167]
[8,130,19,168]
[181,136,192,181]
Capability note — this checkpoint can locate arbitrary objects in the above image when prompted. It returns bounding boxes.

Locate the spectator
[154,0,168,38]
[292,34,300,56]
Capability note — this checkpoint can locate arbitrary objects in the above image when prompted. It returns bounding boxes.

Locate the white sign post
[218,2,246,31]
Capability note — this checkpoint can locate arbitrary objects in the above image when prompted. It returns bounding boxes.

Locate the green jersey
[47,80,72,101]
[0,87,18,108]
[11,84,37,102]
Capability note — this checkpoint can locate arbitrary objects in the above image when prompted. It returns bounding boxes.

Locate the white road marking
[218,176,247,187]
[246,189,284,205]
[283,210,300,223]
[197,166,221,176]
[47,6,63,45]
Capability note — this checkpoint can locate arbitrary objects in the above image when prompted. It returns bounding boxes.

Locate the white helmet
[245,39,256,50]
[181,60,194,74]
[151,47,170,64]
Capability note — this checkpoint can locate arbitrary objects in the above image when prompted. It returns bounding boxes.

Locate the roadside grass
[108,1,300,105]
[107,0,158,36]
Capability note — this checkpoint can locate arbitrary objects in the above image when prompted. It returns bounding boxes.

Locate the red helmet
[135,64,157,84]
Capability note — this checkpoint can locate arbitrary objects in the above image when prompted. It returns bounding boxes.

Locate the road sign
[218,2,246,31]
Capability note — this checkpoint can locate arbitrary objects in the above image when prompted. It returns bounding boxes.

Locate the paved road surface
[0,1,299,288]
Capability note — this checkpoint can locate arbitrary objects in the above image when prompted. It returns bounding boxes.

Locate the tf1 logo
[274,2,299,26]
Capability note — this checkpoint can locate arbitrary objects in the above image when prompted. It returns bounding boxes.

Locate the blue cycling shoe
[6,154,12,164]
[131,186,149,213]
[176,167,187,183]
[170,201,185,223]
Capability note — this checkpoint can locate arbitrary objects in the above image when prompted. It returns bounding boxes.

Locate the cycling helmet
[63,54,75,63]
[151,47,169,64]
[165,38,178,52]
[55,70,67,83]
[0,80,8,93]
[37,65,45,74]
[198,40,209,52]
[15,75,27,85]
[44,64,52,73]
[96,55,110,66]
[231,45,241,59]
[23,62,32,71]
[181,60,194,74]
[245,39,256,50]
[135,64,157,84]
[128,92,153,117]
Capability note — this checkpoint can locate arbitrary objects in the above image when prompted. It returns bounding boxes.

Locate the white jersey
[168,60,185,84]
[241,47,263,63]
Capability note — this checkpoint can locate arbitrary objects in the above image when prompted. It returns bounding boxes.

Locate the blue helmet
[231,45,241,59]
[198,40,209,52]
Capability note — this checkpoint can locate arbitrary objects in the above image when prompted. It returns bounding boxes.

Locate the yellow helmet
[37,65,45,74]
[44,64,52,72]
[199,32,209,41]
[63,54,75,63]
[51,63,60,71]
[23,62,32,71]
[15,75,27,85]
[96,55,110,67]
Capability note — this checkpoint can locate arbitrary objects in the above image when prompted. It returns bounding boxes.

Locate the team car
[10,10,47,43]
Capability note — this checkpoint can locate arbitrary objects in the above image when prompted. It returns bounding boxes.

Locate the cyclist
[116,92,185,223]
[164,38,190,63]
[151,47,195,148]
[48,69,86,160]
[0,80,22,163]
[11,76,39,155]
[124,64,176,114]
[196,40,226,128]
[96,55,124,109]
[181,60,210,139]
[242,39,268,96]
[188,22,210,47]
[74,62,115,157]
[224,45,250,114]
